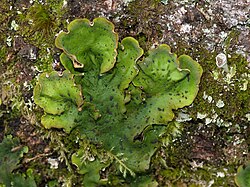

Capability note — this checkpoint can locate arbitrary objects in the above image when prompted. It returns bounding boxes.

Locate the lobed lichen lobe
[33,17,203,174]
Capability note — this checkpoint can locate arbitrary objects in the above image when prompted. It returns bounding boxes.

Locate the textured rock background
[0,0,249,186]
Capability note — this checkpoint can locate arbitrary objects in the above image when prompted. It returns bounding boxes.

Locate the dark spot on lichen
[107,108,112,115]
[157,107,164,111]
[133,130,144,142]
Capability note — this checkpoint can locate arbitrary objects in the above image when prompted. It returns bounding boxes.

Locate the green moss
[0,47,7,64]
[26,1,65,40]
[28,4,55,36]
[124,0,165,51]
[151,131,238,186]
[190,51,249,123]
[223,29,241,52]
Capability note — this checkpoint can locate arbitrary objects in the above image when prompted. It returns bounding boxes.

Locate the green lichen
[33,17,202,175]
[71,155,107,187]
[0,135,36,187]
[55,17,119,74]
[235,163,250,187]
[33,71,84,133]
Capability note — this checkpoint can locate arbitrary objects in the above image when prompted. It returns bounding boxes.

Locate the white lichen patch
[220,121,232,128]
[190,160,204,169]
[176,112,192,122]
[62,0,67,8]
[216,171,225,178]
[204,108,233,127]
[240,79,248,91]
[161,0,168,5]
[216,53,228,72]
[23,81,33,90]
[197,112,207,119]
[205,117,212,125]
[211,111,218,121]
[224,65,236,85]
[180,23,192,33]
[216,53,227,68]
[207,96,213,103]
[233,136,245,146]
[216,99,225,108]
[216,118,224,127]
[211,70,219,80]
[246,113,250,121]
[219,31,228,40]
[123,0,134,6]
[208,179,215,187]
[31,66,42,73]
[240,73,249,91]
[10,20,19,31]
[6,36,12,47]
[29,48,37,60]
[203,91,213,103]
[47,158,59,169]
